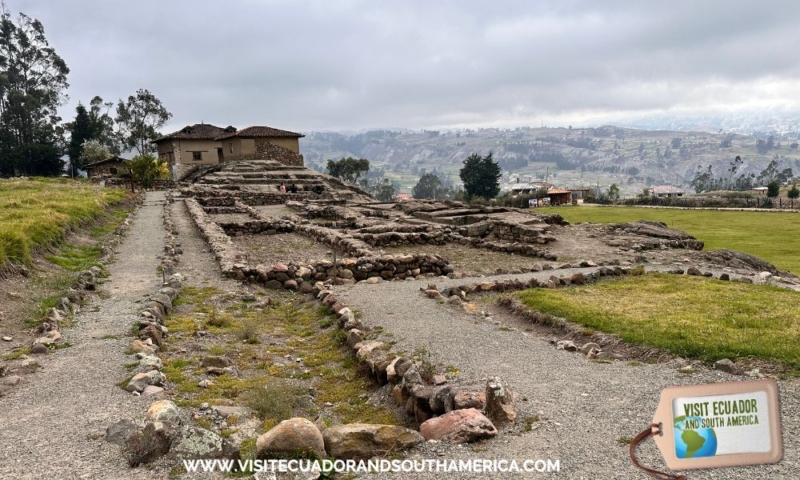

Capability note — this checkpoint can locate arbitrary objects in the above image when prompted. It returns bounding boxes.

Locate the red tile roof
[154,123,227,142]
[547,188,572,194]
[215,125,304,140]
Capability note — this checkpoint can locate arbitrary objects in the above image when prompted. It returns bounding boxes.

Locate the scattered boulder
[33,330,61,346]
[125,421,176,467]
[30,343,48,355]
[686,267,702,276]
[146,400,182,425]
[453,391,486,410]
[580,342,601,355]
[16,358,40,374]
[142,386,165,396]
[346,329,365,348]
[419,409,497,443]
[485,377,516,426]
[106,419,140,446]
[170,425,240,460]
[714,358,740,375]
[322,424,424,460]
[386,357,411,384]
[126,370,166,393]
[140,325,164,350]
[137,354,163,371]
[201,356,231,368]
[129,339,157,355]
[256,418,326,459]
[556,340,577,352]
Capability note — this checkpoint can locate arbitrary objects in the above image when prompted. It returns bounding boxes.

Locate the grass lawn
[517,273,800,370]
[0,177,127,266]
[540,205,800,273]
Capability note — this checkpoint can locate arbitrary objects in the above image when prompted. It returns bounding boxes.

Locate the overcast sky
[13,0,800,133]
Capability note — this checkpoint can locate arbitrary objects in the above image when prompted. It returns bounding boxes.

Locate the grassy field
[540,205,800,273]
[0,178,127,266]
[517,273,800,370]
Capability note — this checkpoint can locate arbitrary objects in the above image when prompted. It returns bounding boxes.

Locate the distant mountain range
[301,123,800,196]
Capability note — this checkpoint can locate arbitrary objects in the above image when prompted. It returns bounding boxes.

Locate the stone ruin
[175,159,728,291]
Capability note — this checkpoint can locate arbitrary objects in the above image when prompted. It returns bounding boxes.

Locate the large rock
[124,421,176,467]
[140,325,164,350]
[137,353,163,371]
[170,426,240,460]
[201,356,231,368]
[256,418,326,459]
[129,339,157,355]
[419,409,497,443]
[146,400,182,425]
[485,377,517,426]
[126,370,167,393]
[322,424,424,460]
[453,391,486,410]
[106,419,140,446]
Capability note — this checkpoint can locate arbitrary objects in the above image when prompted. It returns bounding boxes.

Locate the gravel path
[0,192,169,480]
[335,269,799,479]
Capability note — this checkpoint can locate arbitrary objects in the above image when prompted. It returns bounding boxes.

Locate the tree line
[326,152,503,203]
[0,6,172,178]
[690,156,794,194]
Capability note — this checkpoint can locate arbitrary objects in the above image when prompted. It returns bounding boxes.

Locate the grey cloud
[14,0,800,131]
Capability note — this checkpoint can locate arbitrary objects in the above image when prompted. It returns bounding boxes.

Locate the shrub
[245,380,309,421]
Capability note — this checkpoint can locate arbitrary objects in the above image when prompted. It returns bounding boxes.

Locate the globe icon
[674,416,718,458]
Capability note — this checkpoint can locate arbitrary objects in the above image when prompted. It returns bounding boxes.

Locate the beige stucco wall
[176,139,222,165]
[222,137,253,159]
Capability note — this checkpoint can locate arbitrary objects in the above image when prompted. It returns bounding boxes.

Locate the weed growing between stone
[162,286,401,437]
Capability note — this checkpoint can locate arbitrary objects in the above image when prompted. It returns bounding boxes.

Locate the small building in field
[395,193,414,201]
[509,182,552,195]
[751,186,768,195]
[546,188,573,205]
[648,185,684,198]
[568,187,592,204]
[84,156,129,178]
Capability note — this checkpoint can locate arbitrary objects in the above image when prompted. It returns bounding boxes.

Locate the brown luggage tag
[630,379,783,479]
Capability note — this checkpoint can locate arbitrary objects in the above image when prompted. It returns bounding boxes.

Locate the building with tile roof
[152,123,304,180]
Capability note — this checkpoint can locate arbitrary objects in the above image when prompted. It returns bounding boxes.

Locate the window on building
[109,167,118,175]
[192,151,202,161]
[229,143,233,153]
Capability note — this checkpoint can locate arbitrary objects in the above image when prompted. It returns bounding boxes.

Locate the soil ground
[382,243,545,275]
[233,232,335,266]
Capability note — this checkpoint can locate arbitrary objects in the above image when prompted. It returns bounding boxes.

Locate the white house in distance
[648,185,684,198]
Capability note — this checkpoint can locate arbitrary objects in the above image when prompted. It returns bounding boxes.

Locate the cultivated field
[541,205,800,273]
[0,178,127,266]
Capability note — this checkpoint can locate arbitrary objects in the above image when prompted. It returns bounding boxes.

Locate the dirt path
[0,192,169,480]
[335,271,799,479]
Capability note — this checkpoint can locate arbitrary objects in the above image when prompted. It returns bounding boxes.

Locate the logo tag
[651,379,782,470]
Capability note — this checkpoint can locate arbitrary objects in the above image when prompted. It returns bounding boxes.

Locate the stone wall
[219,220,296,236]
[184,198,248,275]
[225,142,304,167]
[184,197,453,288]
[245,253,451,290]
[192,191,316,207]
